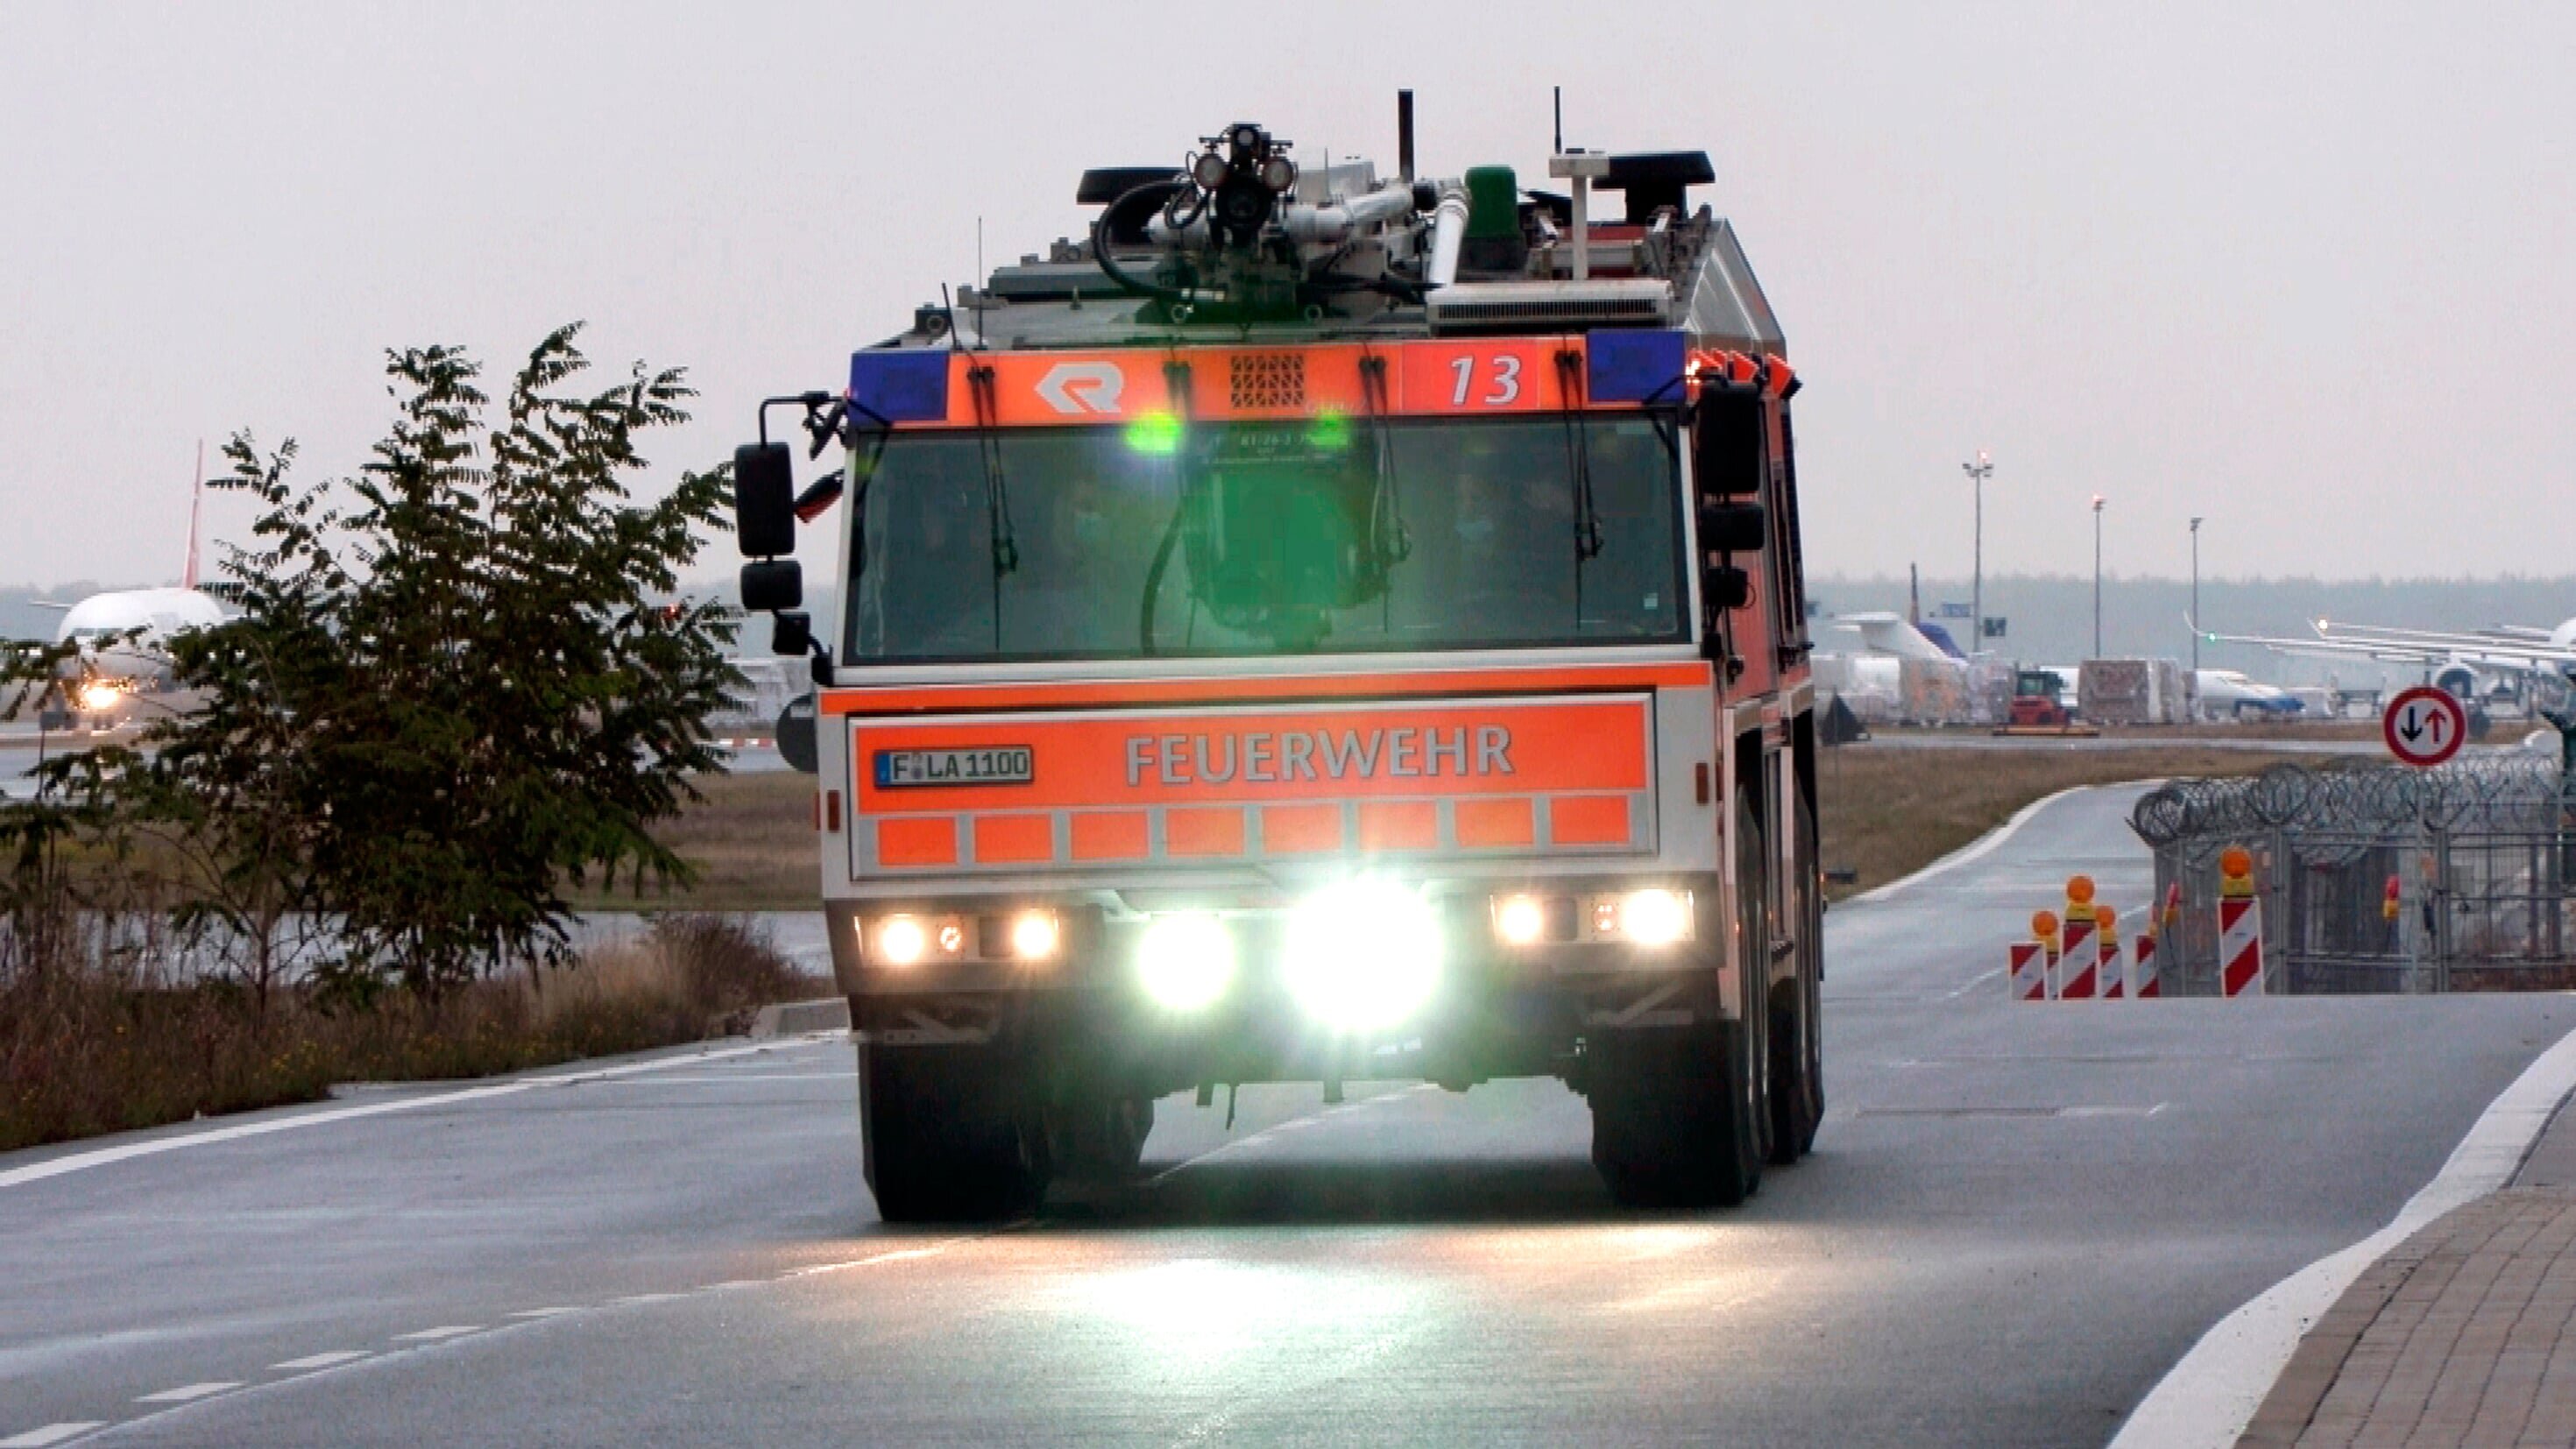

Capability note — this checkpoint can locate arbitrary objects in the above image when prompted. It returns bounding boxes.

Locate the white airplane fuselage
[52,587,227,688]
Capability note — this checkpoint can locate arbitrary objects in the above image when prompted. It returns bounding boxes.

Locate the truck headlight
[877,915,928,966]
[1493,894,1546,946]
[1138,915,1234,1011]
[1010,909,1061,961]
[1618,889,1692,947]
[1284,880,1441,1031]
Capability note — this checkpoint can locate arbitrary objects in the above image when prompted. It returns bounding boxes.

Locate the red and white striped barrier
[2219,896,2264,997]
[2009,941,2048,1001]
[2096,910,2125,1000]
[2218,844,2263,997]
[2060,915,2098,999]
[2133,929,2161,998]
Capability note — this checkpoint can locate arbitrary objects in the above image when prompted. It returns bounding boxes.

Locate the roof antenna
[1553,85,1562,155]
[1397,89,1415,184]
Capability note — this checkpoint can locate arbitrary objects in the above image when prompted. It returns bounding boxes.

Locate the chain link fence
[2129,750,2575,993]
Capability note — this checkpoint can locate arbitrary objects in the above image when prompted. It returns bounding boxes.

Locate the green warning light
[1303,410,1352,452]
[1123,412,1183,456]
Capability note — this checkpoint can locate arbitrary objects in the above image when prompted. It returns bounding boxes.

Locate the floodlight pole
[2190,516,2204,673]
[2091,494,2106,659]
[1962,450,1992,651]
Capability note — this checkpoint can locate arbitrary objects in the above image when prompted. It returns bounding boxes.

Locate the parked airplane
[1813,613,1974,724]
[2197,615,2576,713]
[2193,668,2304,721]
[28,448,227,706]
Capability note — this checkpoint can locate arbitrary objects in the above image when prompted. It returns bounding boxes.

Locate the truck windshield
[845,414,1685,663]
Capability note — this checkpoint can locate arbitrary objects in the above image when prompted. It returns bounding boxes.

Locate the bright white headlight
[1494,894,1546,946]
[1011,910,1061,961]
[1138,915,1235,1012]
[877,915,927,966]
[1621,889,1690,947]
[1284,879,1441,1032]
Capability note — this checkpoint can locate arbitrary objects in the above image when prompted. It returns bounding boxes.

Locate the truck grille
[1229,351,1306,410]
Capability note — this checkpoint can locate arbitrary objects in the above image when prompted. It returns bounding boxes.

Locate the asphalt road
[5,786,2572,1447]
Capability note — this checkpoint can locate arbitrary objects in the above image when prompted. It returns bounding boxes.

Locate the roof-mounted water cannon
[1188,123,1298,251]
[1088,117,1436,322]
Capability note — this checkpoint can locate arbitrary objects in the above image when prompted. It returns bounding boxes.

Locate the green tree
[12,325,739,1000]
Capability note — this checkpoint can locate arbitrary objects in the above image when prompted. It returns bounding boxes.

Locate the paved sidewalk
[2239,1097,2576,1447]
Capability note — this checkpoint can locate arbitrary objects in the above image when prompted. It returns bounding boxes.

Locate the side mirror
[1698,501,1766,555]
[1692,392,1764,498]
[742,559,803,613]
[769,609,814,658]
[1704,566,1753,612]
[734,442,797,557]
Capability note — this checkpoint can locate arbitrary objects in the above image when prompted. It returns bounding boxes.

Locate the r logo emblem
[1035,362,1126,416]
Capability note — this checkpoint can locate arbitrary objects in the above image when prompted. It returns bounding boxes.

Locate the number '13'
[1449,354,1524,406]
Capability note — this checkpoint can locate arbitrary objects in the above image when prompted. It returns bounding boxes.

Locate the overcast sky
[3,2,2569,592]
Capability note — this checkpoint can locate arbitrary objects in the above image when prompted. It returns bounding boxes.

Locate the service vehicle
[1998,667,2095,735]
[732,106,1824,1219]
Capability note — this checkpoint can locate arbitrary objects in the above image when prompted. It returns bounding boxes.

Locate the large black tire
[1589,1021,1764,1209]
[860,1041,1049,1223]
[1768,791,1825,1164]
[1052,1092,1155,1183]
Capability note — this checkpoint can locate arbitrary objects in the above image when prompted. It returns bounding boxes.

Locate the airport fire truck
[732,109,1822,1219]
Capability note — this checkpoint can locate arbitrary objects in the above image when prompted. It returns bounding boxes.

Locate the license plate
[873,746,1035,788]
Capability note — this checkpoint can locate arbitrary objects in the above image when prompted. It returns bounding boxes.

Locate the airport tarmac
[4,785,2570,1446]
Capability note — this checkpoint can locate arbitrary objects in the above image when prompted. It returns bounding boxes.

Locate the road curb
[752,997,850,1036]
[1847,783,2099,905]
[2111,1019,2576,1448]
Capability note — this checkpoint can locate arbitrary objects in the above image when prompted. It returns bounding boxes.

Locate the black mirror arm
[756,392,839,449]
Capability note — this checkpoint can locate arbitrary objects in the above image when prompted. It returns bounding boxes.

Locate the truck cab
[733,117,1823,1219]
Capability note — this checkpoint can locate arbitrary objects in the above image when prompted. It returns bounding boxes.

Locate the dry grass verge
[571,770,817,911]
[0,914,814,1154]
[1816,743,2318,900]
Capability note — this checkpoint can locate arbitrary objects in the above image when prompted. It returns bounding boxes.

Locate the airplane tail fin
[182,439,204,590]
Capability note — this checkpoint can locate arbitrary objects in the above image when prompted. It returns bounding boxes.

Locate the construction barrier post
[2219,845,2264,997]
[2093,904,2123,1000]
[2009,941,2047,1001]
[2134,928,2162,998]
[2032,908,2063,1000]
[2060,877,2098,999]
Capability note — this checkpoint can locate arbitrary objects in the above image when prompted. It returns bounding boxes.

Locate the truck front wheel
[860,1041,1049,1223]
[1587,1021,1763,1208]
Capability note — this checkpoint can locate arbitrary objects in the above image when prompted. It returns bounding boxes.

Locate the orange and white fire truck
[732,111,1822,1219]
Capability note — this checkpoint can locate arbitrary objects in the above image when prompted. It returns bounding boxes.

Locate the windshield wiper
[966,365,1020,651]
[1554,350,1604,627]
[1136,362,1196,654]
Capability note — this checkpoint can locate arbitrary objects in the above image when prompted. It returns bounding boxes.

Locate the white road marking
[1943,966,2006,1000]
[506,1307,578,1318]
[271,1350,372,1370]
[780,1237,987,1280]
[610,1293,681,1305]
[2114,1018,2576,1448]
[1,1425,108,1448]
[136,1382,237,1403]
[592,1071,856,1084]
[0,1040,801,1191]
[1849,784,2097,905]
[391,1325,479,1341]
